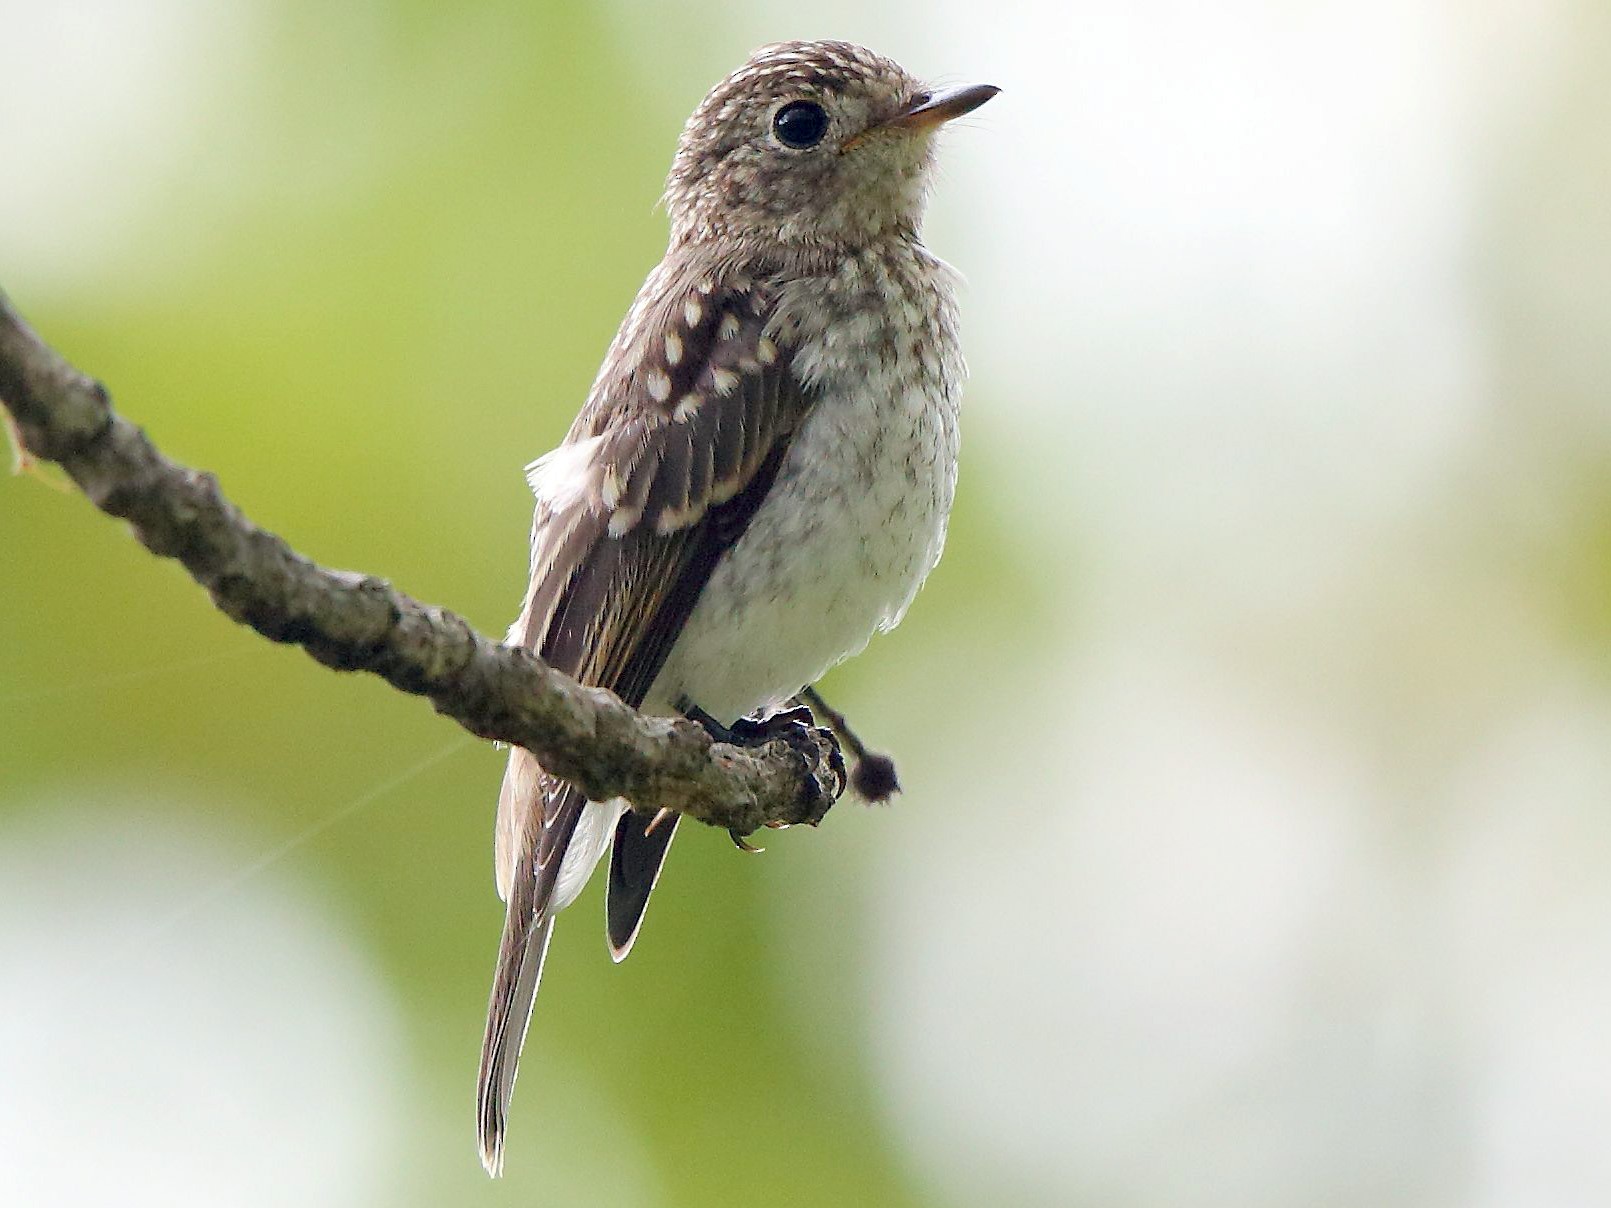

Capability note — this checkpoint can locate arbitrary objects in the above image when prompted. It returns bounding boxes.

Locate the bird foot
[680,699,848,837]
[729,706,846,810]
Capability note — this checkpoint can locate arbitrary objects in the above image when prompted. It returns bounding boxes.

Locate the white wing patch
[524,435,605,513]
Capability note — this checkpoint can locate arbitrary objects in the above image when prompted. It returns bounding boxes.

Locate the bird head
[663,40,997,249]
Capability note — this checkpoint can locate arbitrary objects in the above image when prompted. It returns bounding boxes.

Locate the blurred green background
[3,1,1610,1205]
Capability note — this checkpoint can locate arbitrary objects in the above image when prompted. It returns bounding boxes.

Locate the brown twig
[0,288,845,834]
[800,685,900,802]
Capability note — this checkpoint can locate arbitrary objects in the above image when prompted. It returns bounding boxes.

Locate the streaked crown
[664,41,995,249]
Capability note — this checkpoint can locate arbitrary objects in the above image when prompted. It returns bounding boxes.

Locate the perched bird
[478,39,997,1174]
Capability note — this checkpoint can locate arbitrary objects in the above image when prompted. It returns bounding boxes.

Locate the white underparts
[650,246,962,722]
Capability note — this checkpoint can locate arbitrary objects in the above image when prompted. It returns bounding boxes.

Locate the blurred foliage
[11,1,1611,1204]
[0,3,1032,1204]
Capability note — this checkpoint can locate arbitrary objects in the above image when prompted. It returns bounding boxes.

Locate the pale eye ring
[772,100,830,149]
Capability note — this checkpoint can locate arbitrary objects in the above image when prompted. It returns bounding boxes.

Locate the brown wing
[479,266,813,1173]
[494,268,809,901]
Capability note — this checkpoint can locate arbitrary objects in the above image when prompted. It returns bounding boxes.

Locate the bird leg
[797,685,900,803]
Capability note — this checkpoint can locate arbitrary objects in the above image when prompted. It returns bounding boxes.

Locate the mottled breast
[650,242,964,721]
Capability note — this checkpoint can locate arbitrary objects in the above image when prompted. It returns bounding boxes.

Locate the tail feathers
[476,907,554,1177]
[606,810,680,962]
[494,747,543,902]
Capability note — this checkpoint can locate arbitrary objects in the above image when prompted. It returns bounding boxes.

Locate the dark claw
[823,736,848,803]
[728,828,765,853]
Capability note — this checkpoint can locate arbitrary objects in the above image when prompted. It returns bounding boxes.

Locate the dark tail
[606,810,680,961]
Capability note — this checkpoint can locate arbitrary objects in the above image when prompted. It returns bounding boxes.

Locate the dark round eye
[772,100,829,149]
